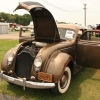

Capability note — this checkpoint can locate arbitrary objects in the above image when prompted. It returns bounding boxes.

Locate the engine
[15,41,48,80]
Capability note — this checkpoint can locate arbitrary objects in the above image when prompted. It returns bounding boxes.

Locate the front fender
[46,52,73,83]
[1,48,14,71]
[1,43,23,72]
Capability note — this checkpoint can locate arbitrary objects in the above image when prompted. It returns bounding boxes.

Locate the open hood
[14,1,60,43]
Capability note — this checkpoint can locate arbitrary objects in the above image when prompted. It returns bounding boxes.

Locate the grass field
[0,40,100,100]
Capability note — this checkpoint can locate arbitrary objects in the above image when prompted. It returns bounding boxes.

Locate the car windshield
[58,28,75,40]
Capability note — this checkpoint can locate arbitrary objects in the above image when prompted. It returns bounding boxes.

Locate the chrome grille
[15,46,35,79]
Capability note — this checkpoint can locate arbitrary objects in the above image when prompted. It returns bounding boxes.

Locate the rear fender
[47,52,73,83]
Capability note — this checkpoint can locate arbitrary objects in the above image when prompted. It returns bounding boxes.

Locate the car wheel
[51,66,71,94]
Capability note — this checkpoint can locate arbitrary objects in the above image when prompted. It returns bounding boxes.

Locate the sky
[0,0,100,25]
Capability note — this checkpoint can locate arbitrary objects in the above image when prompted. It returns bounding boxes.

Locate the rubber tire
[51,67,71,94]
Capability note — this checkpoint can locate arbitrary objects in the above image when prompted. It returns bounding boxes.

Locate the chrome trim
[61,46,76,52]
[0,72,55,89]
[0,71,3,81]
[78,41,100,46]
[23,78,26,90]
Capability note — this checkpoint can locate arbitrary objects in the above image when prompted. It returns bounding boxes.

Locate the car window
[58,28,75,40]
[97,26,100,29]
[80,31,91,40]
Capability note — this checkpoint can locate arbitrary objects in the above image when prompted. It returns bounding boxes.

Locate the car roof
[57,24,81,33]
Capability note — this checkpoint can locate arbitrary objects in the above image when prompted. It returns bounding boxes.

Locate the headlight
[7,53,14,62]
[34,57,42,72]
[34,57,42,67]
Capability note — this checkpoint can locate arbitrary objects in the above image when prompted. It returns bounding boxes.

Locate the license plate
[38,72,52,82]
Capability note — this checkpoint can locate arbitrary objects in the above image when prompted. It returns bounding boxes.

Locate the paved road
[0,33,19,40]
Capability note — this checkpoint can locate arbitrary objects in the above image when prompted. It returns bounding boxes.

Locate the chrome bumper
[0,71,55,90]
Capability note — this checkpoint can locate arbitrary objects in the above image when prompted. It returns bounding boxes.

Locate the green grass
[0,39,18,65]
[0,40,100,100]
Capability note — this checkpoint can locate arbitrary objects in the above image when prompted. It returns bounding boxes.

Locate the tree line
[0,12,32,26]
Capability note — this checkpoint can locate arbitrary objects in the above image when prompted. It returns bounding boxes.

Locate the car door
[19,28,34,43]
[76,30,100,69]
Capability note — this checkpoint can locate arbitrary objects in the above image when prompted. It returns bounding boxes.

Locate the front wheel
[51,67,71,94]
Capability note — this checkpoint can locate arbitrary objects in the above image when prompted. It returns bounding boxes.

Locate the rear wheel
[51,66,71,94]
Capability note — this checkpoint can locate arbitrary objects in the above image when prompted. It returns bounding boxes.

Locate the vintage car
[0,1,100,94]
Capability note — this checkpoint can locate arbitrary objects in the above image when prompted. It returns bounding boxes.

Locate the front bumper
[0,71,55,90]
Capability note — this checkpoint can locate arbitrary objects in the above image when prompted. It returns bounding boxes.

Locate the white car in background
[14,26,20,31]
[15,26,28,32]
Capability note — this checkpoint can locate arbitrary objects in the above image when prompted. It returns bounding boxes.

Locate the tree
[0,12,32,26]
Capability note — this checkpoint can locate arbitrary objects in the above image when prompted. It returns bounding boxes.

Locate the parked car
[15,26,28,32]
[95,24,100,37]
[0,1,100,94]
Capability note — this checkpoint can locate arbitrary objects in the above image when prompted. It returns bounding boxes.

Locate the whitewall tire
[51,66,71,94]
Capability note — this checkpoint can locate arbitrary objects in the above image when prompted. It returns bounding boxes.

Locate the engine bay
[15,41,49,79]
[18,41,49,55]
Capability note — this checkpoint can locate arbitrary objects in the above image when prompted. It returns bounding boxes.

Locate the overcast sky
[0,0,100,25]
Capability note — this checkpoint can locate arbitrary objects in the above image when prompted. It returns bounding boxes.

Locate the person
[11,23,14,31]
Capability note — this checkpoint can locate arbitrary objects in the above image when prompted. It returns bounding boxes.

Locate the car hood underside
[14,1,60,43]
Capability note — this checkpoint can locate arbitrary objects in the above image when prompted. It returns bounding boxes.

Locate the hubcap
[60,72,68,89]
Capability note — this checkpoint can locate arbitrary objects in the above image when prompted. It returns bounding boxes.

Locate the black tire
[51,67,71,94]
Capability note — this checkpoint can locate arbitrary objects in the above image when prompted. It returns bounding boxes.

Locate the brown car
[0,1,100,94]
